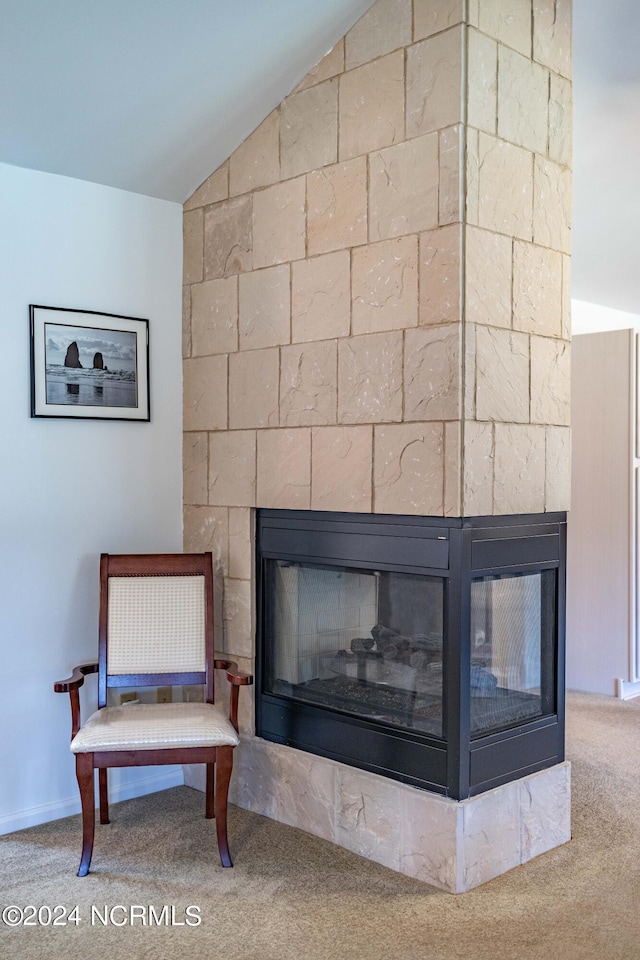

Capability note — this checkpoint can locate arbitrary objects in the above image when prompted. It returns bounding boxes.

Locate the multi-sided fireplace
[256,509,566,800]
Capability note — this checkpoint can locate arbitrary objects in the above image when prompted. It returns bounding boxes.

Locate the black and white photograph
[30,305,150,420]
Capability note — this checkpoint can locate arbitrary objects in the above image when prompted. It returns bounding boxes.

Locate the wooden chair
[54,552,252,877]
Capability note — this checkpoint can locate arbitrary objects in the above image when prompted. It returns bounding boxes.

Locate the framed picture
[30,305,150,421]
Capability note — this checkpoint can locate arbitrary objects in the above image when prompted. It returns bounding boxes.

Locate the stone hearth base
[184,741,571,894]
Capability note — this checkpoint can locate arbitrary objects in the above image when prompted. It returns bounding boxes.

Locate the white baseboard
[616,678,640,700]
[0,768,184,837]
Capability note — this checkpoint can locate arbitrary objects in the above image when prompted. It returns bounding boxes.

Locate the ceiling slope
[0,0,373,201]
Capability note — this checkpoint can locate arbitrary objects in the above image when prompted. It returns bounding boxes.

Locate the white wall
[0,163,184,834]
[572,298,640,334]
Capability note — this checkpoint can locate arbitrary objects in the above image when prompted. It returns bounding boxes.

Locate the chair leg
[205,762,215,819]
[99,768,110,825]
[215,746,233,868]
[76,753,95,877]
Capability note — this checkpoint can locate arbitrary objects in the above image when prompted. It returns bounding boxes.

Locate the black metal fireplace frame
[255,509,566,800]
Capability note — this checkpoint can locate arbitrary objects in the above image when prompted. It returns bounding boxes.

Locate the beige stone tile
[493,423,546,514]
[519,763,571,862]
[498,47,549,155]
[223,578,253,660]
[209,431,256,507]
[280,340,337,426]
[281,80,338,180]
[228,507,253,581]
[257,429,311,509]
[336,765,402,871]
[406,27,463,138]
[475,326,529,423]
[182,284,191,358]
[294,40,344,93]
[374,422,444,515]
[444,421,462,517]
[238,265,290,350]
[549,74,572,168]
[229,111,280,197]
[531,336,570,426]
[345,0,412,70]
[352,236,418,335]
[462,420,494,516]
[467,29,497,135]
[234,657,256,733]
[413,0,465,40]
[465,226,512,328]
[183,432,208,506]
[183,355,227,431]
[562,254,571,340]
[339,51,404,161]
[183,208,203,283]
[533,156,571,254]
[477,133,533,241]
[191,276,238,356]
[252,176,306,268]
[204,195,252,279]
[307,157,367,255]
[311,425,373,512]
[183,505,228,644]
[545,425,571,511]
[512,241,562,337]
[400,787,459,892]
[404,325,461,421]
[464,322,477,419]
[274,748,337,843]
[183,505,229,574]
[229,348,280,429]
[228,736,279,818]
[461,782,520,888]
[465,127,480,226]
[534,0,571,79]
[439,125,463,225]
[369,134,439,241]
[292,251,351,342]
[338,331,403,424]
[419,223,462,326]
[184,163,229,211]
[468,0,479,27]
[477,0,532,57]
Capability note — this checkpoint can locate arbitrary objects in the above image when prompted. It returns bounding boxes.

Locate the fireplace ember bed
[256,509,566,800]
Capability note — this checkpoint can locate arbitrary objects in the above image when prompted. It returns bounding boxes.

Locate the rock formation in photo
[64,341,82,368]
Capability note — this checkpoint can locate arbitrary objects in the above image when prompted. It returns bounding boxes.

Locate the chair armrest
[214,659,254,686]
[54,662,98,741]
[214,660,253,732]
[54,662,99,693]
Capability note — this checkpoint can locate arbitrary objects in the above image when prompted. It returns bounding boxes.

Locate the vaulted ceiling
[1,0,639,314]
[0,0,374,201]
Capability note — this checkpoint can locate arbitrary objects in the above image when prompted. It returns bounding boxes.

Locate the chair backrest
[98,553,214,708]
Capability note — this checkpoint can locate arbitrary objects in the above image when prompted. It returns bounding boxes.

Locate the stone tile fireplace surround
[182,0,572,891]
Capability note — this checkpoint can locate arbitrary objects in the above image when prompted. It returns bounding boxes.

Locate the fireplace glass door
[469,570,556,737]
[264,559,445,738]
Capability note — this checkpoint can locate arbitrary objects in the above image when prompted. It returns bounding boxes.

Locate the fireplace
[256,509,566,800]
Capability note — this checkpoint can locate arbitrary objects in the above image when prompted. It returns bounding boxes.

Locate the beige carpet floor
[2,691,640,960]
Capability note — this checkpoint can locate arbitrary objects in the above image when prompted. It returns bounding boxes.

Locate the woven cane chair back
[98,553,214,708]
[107,575,205,676]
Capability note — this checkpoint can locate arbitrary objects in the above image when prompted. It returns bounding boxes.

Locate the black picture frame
[30,304,150,421]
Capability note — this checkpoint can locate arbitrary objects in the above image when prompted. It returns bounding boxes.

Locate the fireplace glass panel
[469,570,556,738]
[264,559,444,737]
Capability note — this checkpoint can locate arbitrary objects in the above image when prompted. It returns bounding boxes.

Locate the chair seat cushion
[70,702,239,754]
